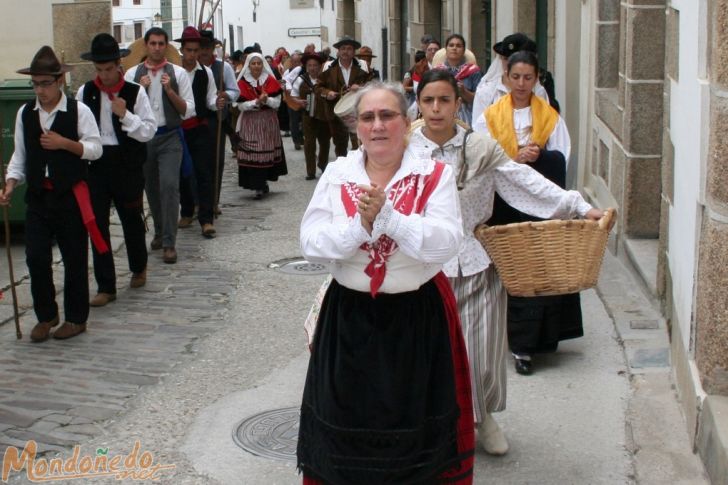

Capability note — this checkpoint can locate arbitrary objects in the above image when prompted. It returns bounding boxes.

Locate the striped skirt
[449,266,508,422]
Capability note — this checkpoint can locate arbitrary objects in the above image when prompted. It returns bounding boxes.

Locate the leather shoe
[30,316,60,343]
[515,357,533,375]
[89,292,116,307]
[163,247,177,264]
[178,216,194,228]
[150,235,163,250]
[52,322,86,340]
[201,223,216,238]
[130,269,147,288]
[305,175,316,180]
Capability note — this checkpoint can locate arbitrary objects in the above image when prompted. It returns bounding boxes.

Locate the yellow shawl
[485,93,559,159]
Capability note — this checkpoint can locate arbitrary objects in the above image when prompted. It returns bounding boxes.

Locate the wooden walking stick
[213,39,227,217]
[0,119,22,339]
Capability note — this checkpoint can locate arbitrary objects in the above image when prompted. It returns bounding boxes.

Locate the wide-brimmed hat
[174,26,203,44]
[80,33,130,62]
[301,52,324,65]
[357,46,376,59]
[333,35,361,49]
[199,30,220,47]
[17,46,72,76]
[493,33,537,57]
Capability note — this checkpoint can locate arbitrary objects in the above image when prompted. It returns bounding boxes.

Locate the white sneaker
[477,413,509,455]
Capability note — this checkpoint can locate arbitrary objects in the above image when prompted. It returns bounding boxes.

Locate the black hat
[243,44,262,55]
[301,52,324,65]
[199,30,220,46]
[493,33,537,57]
[333,35,361,50]
[17,46,73,76]
[80,33,130,62]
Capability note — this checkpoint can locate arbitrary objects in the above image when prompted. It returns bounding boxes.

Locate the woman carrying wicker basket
[478,50,583,377]
[407,69,607,456]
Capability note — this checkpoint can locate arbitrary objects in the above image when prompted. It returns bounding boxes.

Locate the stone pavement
[0,136,711,484]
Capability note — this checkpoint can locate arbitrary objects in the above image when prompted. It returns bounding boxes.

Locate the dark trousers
[302,114,331,176]
[180,124,214,225]
[25,190,89,324]
[89,147,147,294]
[207,114,227,207]
[289,107,304,145]
[330,117,351,157]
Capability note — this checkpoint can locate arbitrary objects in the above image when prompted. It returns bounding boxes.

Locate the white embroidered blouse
[300,149,463,293]
[407,125,593,278]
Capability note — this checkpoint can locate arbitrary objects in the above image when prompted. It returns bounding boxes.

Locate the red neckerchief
[340,161,446,297]
[93,75,125,101]
[144,58,168,75]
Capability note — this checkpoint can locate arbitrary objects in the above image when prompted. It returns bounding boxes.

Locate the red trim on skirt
[303,272,475,485]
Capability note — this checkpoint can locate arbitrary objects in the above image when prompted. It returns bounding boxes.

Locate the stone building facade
[343,0,726,480]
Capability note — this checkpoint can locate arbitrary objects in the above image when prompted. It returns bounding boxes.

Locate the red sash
[340,162,446,297]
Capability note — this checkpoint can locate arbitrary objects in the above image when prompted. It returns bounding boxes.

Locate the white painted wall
[112,0,160,47]
[0,0,55,80]
[355,0,387,75]
[667,0,709,352]
[493,0,515,44]
[220,0,337,56]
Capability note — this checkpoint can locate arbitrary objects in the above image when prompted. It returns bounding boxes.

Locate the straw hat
[121,37,181,71]
[431,47,477,67]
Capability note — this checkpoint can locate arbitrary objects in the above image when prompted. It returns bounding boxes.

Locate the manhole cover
[269,258,329,275]
[232,407,300,462]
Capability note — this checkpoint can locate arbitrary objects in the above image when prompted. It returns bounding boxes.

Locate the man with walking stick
[0,46,103,342]
[199,30,239,215]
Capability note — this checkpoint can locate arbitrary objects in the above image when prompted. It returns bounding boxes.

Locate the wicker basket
[474,209,615,297]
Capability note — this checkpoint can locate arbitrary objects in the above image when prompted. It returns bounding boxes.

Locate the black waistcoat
[22,98,87,195]
[82,80,145,168]
[191,67,210,120]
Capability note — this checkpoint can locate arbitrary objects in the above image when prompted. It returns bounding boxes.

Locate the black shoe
[514,358,533,375]
[263,184,270,194]
[294,143,302,150]
[305,175,316,180]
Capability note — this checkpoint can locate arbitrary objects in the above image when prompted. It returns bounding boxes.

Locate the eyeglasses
[31,80,58,89]
[357,110,402,124]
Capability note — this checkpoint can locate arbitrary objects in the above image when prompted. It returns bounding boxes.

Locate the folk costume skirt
[298,273,475,485]
[236,108,288,190]
[487,149,584,357]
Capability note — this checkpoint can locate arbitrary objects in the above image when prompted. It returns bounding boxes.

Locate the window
[133,0,141,4]
[113,24,122,43]
[134,22,143,39]
[112,0,119,6]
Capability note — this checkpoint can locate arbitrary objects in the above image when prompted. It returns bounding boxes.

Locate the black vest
[22,98,87,195]
[191,67,210,120]
[81,80,145,167]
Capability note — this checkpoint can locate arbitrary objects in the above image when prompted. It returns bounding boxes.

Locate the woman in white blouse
[480,50,582,377]
[408,69,607,456]
[298,82,476,484]
[234,53,288,199]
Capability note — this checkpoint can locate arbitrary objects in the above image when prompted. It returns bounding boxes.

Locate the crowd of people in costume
[0,27,614,484]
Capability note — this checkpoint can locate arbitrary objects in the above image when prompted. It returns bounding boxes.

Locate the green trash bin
[0,78,35,224]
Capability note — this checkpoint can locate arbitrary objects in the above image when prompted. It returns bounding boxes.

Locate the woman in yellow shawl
[480,50,581,377]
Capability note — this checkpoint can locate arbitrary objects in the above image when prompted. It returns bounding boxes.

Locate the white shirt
[76,81,157,145]
[472,80,549,135]
[322,58,369,77]
[183,62,218,114]
[124,62,195,127]
[300,149,463,294]
[6,93,102,185]
[283,66,302,88]
[216,60,241,105]
[407,125,592,277]
[474,105,572,163]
